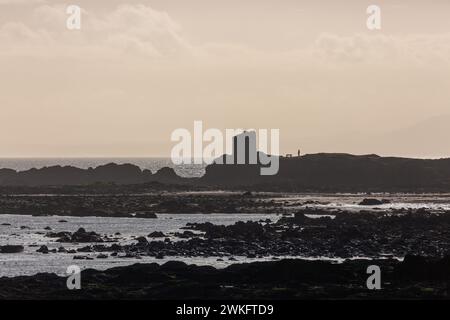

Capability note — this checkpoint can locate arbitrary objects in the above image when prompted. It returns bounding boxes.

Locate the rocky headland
[1,153,450,192]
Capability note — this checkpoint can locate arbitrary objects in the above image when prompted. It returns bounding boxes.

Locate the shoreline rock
[46,228,111,243]
[359,198,390,206]
[0,256,449,299]
[0,245,24,254]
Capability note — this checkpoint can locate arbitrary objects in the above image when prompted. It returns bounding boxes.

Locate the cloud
[94,5,193,57]
[0,22,53,49]
[0,4,193,58]
[1,2,450,69]
[312,33,450,67]
[0,0,45,4]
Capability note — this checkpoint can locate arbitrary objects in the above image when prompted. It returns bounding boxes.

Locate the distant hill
[199,153,450,192]
[0,163,186,187]
[1,154,450,192]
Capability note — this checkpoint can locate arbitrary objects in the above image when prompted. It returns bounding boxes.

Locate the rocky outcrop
[1,257,450,299]
[46,228,109,243]
[199,154,450,192]
[86,208,450,259]
[186,221,267,240]
[359,198,390,206]
[0,163,187,187]
[0,245,24,253]
[148,231,166,238]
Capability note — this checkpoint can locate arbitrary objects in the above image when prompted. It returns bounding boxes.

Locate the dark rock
[50,228,106,243]
[2,257,450,299]
[148,231,165,238]
[135,236,148,246]
[133,211,157,219]
[110,243,122,252]
[174,230,196,238]
[46,231,72,242]
[123,252,141,259]
[0,245,24,253]
[155,252,164,259]
[77,246,93,253]
[359,198,385,206]
[37,245,49,254]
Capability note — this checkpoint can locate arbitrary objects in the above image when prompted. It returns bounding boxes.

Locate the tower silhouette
[233,131,257,164]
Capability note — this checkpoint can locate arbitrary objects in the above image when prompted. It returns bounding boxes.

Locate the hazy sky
[1,0,450,158]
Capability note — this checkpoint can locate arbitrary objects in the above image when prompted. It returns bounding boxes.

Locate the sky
[1,0,450,158]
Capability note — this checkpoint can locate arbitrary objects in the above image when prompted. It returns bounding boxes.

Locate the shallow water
[1,193,449,277]
[274,193,450,211]
[0,213,277,277]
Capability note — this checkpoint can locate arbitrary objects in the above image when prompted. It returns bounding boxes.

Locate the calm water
[0,213,278,277]
[0,158,206,178]
[1,159,450,277]
[1,194,450,277]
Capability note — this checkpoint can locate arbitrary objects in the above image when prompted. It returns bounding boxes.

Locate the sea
[0,213,280,277]
[1,158,450,277]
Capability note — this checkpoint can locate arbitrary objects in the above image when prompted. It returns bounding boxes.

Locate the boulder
[148,231,165,238]
[51,228,105,243]
[37,245,49,254]
[133,211,158,219]
[0,245,24,254]
[135,236,148,246]
[359,198,385,206]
